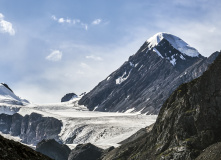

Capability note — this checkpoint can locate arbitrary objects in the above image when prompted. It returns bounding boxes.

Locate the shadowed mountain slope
[102,51,221,160]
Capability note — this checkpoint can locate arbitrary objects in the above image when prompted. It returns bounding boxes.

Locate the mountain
[0,134,52,160]
[36,139,71,160]
[61,93,78,102]
[102,51,221,159]
[68,143,104,160]
[0,83,29,106]
[79,32,219,114]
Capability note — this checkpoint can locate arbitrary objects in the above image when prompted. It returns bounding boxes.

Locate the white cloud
[51,15,88,30]
[0,13,15,35]
[92,19,102,25]
[86,55,103,61]
[58,18,65,23]
[51,15,57,20]
[46,50,62,61]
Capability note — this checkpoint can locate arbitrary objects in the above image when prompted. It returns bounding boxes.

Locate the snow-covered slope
[147,32,200,57]
[0,83,29,106]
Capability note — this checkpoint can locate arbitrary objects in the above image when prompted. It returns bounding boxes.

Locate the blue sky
[0,0,221,103]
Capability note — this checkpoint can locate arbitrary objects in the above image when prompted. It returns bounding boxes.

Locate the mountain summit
[140,32,203,71]
[0,83,29,106]
[79,33,219,114]
[147,32,200,57]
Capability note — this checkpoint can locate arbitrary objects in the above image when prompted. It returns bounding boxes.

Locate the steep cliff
[0,112,62,145]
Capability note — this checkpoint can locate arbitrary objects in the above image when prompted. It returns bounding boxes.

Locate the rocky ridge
[0,134,52,160]
[101,51,221,160]
[36,139,71,160]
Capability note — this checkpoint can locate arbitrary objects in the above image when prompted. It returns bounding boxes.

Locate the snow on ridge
[153,48,163,58]
[146,32,200,57]
[147,32,164,48]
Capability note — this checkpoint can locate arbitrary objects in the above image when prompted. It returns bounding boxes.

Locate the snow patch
[180,54,186,60]
[125,108,135,113]
[138,65,143,71]
[153,48,163,58]
[116,70,132,85]
[93,105,99,111]
[170,55,176,66]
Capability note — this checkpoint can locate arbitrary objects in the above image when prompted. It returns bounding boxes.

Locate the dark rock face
[68,143,104,160]
[20,113,62,145]
[10,113,23,136]
[119,124,154,145]
[0,112,62,145]
[79,33,219,114]
[0,113,12,133]
[0,134,52,160]
[36,139,71,160]
[102,51,221,160]
[61,93,77,102]
[195,142,221,160]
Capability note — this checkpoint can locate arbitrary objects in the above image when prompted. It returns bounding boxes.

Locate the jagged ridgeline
[102,51,221,160]
[79,32,219,114]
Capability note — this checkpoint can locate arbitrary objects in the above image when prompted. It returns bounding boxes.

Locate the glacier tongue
[147,32,200,57]
[0,98,156,149]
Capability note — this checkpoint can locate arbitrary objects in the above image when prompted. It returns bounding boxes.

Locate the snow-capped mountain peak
[0,83,29,105]
[147,32,200,57]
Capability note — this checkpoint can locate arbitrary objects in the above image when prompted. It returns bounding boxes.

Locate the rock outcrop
[68,143,104,160]
[0,134,52,160]
[102,51,221,159]
[36,139,71,160]
[61,93,78,102]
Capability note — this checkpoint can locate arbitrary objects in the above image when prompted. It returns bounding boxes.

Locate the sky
[0,0,221,103]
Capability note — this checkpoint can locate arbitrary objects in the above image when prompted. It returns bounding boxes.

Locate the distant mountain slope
[0,134,52,160]
[0,83,29,105]
[102,51,221,160]
[79,33,219,114]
